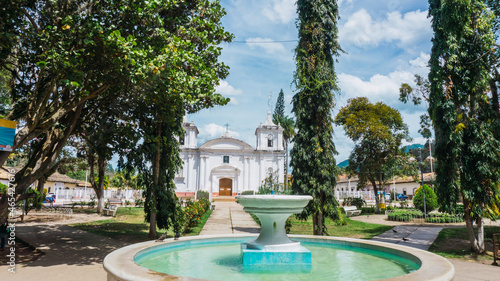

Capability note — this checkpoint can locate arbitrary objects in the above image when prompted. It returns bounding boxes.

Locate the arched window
[267,134,273,147]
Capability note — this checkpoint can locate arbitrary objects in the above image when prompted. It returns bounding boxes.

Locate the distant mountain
[337,159,349,168]
[404,144,424,152]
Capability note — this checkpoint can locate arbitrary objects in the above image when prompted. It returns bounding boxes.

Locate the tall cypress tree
[428,0,500,253]
[291,0,341,235]
[273,89,285,124]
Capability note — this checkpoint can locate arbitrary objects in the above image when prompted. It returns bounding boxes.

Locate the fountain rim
[103,234,454,281]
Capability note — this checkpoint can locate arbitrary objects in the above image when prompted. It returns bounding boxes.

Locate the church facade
[174,113,285,199]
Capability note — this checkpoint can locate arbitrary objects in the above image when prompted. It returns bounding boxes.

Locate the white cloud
[262,0,296,23]
[338,71,414,102]
[216,80,243,96]
[246,37,287,54]
[338,0,353,7]
[339,9,431,50]
[200,123,240,139]
[409,52,430,69]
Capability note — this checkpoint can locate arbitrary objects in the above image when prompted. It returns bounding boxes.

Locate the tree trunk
[285,141,289,189]
[148,122,162,239]
[313,212,323,235]
[0,105,84,222]
[371,179,380,213]
[463,198,486,253]
[490,77,499,117]
[96,156,107,214]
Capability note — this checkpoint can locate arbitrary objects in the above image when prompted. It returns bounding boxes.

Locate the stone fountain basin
[103,234,455,281]
[236,195,312,213]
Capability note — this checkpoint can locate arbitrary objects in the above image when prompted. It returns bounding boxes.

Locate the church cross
[224,123,229,133]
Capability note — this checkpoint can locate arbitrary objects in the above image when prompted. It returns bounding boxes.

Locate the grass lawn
[288,216,393,239]
[71,207,212,244]
[429,226,500,264]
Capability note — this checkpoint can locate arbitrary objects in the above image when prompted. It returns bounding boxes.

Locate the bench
[344,206,362,217]
[108,198,123,205]
[103,205,118,217]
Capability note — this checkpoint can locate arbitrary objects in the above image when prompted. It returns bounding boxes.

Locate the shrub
[183,198,210,233]
[413,184,438,213]
[0,182,7,195]
[196,191,209,200]
[134,198,144,207]
[360,206,376,214]
[333,207,348,226]
[387,209,423,222]
[241,190,255,195]
[425,213,464,223]
[88,196,96,208]
[342,197,365,209]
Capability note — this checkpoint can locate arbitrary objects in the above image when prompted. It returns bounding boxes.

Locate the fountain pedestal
[236,195,313,267]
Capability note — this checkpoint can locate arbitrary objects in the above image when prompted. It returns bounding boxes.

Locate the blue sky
[186,0,433,162]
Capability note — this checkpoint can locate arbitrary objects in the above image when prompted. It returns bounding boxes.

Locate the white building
[174,113,285,199]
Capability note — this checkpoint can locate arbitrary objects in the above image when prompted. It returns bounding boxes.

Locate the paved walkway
[0,220,127,281]
[200,200,260,235]
[351,214,500,281]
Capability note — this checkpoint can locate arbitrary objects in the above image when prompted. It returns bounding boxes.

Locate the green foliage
[399,75,432,139]
[291,0,341,235]
[258,170,284,194]
[387,209,464,223]
[240,190,255,195]
[196,191,210,201]
[183,198,210,233]
[0,183,7,195]
[134,198,144,208]
[413,184,439,213]
[333,207,348,226]
[360,206,376,214]
[387,210,423,222]
[273,89,285,125]
[25,188,44,214]
[428,0,500,253]
[335,97,415,213]
[342,197,366,209]
[88,196,96,208]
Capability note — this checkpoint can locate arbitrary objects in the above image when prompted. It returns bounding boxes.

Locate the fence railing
[54,189,144,202]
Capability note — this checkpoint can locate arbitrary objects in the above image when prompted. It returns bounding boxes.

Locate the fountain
[236,195,313,268]
[104,195,455,281]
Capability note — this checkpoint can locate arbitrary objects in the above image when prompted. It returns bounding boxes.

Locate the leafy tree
[291,0,341,235]
[77,97,136,213]
[413,184,438,213]
[115,0,232,239]
[428,0,500,253]
[0,0,161,220]
[399,75,432,139]
[0,0,232,225]
[335,97,414,213]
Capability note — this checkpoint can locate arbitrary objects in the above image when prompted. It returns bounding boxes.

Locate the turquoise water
[135,239,420,281]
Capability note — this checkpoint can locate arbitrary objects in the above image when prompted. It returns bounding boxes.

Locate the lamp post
[419,149,427,220]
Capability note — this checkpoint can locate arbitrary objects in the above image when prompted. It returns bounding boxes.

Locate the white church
[174,113,285,199]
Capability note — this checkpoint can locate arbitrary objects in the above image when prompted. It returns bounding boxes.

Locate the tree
[78,99,134,213]
[428,0,500,253]
[273,89,286,125]
[0,0,182,221]
[272,89,295,189]
[335,97,414,213]
[291,0,341,235]
[413,184,438,213]
[399,75,432,139]
[0,0,232,225]
[115,0,232,239]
